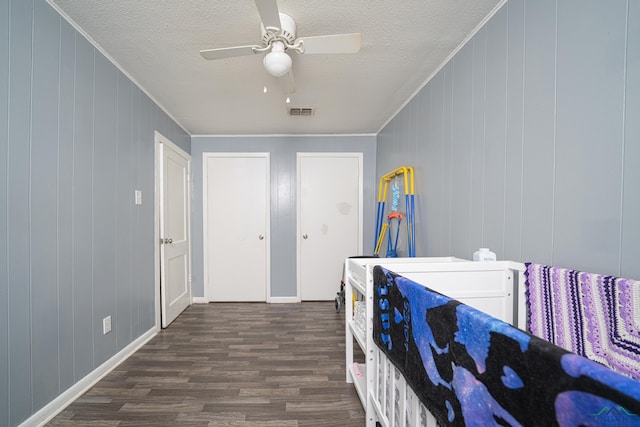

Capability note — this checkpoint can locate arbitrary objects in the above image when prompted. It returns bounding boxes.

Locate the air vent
[288,107,315,117]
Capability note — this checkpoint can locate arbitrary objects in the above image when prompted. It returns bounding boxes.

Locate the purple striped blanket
[524,263,640,381]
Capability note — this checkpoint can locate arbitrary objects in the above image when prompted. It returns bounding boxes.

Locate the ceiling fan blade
[278,70,296,94]
[298,33,362,54]
[200,45,259,60]
[255,0,281,30]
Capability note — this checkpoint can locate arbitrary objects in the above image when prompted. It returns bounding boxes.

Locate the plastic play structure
[373,166,416,257]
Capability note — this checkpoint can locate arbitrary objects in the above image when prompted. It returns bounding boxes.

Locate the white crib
[344,257,526,427]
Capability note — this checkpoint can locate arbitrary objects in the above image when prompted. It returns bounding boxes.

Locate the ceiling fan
[199,0,362,94]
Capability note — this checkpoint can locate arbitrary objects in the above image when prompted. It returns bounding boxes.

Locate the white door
[159,139,191,328]
[297,153,362,300]
[204,153,269,302]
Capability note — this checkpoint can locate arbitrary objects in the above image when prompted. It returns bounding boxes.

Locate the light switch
[135,190,142,205]
[103,316,111,334]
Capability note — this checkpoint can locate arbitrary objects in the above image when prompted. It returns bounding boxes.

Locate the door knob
[258,235,264,240]
[162,238,173,244]
[302,234,308,239]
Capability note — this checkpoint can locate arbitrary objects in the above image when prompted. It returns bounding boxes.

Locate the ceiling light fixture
[285,96,291,103]
[263,41,292,77]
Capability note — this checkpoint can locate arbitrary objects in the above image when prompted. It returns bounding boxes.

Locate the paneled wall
[0,1,190,425]
[191,135,376,299]
[377,0,640,280]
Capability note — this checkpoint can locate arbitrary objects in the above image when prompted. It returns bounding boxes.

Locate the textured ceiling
[48,0,503,135]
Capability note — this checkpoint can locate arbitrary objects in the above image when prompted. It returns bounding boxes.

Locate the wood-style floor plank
[47,302,365,426]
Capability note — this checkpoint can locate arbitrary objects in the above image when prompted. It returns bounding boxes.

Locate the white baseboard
[268,297,300,303]
[195,297,299,304]
[21,326,158,427]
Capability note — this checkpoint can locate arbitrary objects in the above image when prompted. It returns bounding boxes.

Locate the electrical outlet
[103,316,112,334]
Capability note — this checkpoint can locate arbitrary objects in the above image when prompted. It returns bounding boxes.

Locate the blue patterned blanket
[373,266,640,426]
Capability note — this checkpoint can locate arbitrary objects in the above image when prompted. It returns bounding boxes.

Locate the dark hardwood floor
[48,302,365,426]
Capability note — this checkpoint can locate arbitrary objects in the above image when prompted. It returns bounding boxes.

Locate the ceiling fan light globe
[263,50,292,77]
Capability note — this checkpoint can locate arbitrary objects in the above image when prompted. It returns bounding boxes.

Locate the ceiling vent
[288,107,315,117]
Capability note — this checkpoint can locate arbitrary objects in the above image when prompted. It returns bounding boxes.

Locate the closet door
[204,153,270,301]
[297,153,362,300]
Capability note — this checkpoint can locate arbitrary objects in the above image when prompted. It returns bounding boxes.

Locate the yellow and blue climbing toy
[373,166,416,257]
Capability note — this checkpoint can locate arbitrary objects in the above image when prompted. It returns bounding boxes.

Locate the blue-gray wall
[377,0,640,280]
[0,1,190,425]
[191,135,377,298]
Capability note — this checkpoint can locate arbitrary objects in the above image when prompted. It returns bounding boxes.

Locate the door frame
[202,152,271,302]
[296,152,363,301]
[154,131,192,329]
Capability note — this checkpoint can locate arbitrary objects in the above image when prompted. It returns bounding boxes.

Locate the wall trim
[192,296,299,303]
[191,133,377,138]
[20,327,158,427]
[268,297,300,304]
